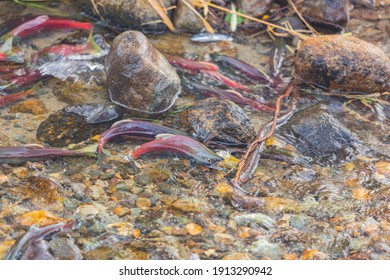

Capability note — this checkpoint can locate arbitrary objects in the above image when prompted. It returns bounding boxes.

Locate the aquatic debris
[294,35,390,94]
[167,55,219,71]
[0,37,24,63]
[2,15,92,41]
[0,85,43,107]
[211,54,270,83]
[98,119,187,154]
[39,59,105,83]
[191,32,233,43]
[5,221,74,260]
[0,144,96,164]
[234,85,296,188]
[131,134,224,169]
[65,104,122,124]
[186,81,274,112]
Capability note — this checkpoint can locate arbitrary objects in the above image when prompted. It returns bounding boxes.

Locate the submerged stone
[186,98,256,145]
[105,31,181,117]
[36,110,114,147]
[281,104,361,164]
[173,0,203,33]
[79,0,174,34]
[64,103,122,124]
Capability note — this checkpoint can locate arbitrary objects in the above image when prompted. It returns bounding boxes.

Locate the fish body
[191,32,233,43]
[0,70,43,90]
[4,15,92,40]
[211,54,270,83]
[131,134,224,169]
[188,82,274,112]
[98,120,186,154]
[167,55,219,72]
[5,221,74,260]
[0,65,21,74]
[0,145,86,164]
[201,70,250,91]
[0,87,36,107]
[33,31,103,62]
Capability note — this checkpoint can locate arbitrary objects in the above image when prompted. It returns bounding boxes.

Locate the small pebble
[10,99,49,115]
[222,252,251,260]
[185,223,203,235]
[113,207,132,217]
[214,233,235,245]
[136,198,151,210]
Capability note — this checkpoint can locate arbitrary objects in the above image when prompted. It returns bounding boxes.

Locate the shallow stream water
[0,1,389,260]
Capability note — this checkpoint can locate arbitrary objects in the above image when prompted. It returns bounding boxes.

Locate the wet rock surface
[80,0,174,33]
[281,104,361,164]
[173,0,204,34]
[64,103,122,124]
[36,110,115,147]
[237,0,272,18]
[301,0,350,25]
[186,98,256,145]
[105,31,181,117]
[294,35,390,93]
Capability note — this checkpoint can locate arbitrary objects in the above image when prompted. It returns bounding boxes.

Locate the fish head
[192,149,224,170]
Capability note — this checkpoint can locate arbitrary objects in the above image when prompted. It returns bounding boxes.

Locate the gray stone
[105,31,181,117]
[173,0,203,33]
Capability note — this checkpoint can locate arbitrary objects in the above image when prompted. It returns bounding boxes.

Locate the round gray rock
[105,31,181,117]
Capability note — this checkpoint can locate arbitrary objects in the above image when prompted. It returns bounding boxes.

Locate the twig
[182,0,214,33]
[147,0,176,32]
[287,0,319,35]
[197,0,310,40]
[233,85,296,187]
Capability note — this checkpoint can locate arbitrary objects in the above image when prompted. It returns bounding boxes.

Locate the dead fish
[98,119,187,154]
[32,30,104,63]
[191,32,233,43]
[294,35,390,94]
[0,70,44,91]
[167,55,219,71]
[0,86,41,107]
[1,15,92,41]
[131,134,224,169]
[185,81,274,112]
[0,144,97,164]
[211,53,270,83]
[5,221,74,260]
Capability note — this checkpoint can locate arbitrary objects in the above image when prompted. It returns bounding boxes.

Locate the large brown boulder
[105,31,181,117]
[294,35,390,94]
